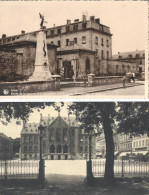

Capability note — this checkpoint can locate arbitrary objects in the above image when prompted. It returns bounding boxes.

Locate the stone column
[29,30,52,81]
[52,75,61,90]
[88,74,95,87]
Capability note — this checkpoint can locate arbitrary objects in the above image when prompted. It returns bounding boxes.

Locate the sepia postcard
[0,101,149,194]
[0,1,148,99]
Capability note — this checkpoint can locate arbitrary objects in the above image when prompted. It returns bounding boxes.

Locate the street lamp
[38,125,45,185]
[85,129,95,184]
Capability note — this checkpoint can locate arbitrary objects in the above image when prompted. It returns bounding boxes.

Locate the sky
[0,102,71,139]
[0,1,148,54]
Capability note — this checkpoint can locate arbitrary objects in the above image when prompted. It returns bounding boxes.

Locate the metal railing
[92,159,149,177]
[0,160,39,179]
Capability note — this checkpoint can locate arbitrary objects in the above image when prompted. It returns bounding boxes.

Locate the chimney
[42,26,46,29]
[95,18,100,24]
[67,20,71,25]
[90,16,95,22]
[74,19,79,23]
[21,30,25,34]
[53,24,56,27]
[2,34,6,39]
[82,15,86,21]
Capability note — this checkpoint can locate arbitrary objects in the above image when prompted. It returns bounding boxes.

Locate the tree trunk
[102,114,115,185]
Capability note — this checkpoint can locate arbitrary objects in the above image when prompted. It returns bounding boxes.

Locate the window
[34,136,38,143]
[122,65,124,69]
[24,136,28,143]
[66,26,70,33]
[139,141,141,146]
[106,40,109,47]
[136,141,138,147]
[101,38,104,46]
[29,136,32,143]
[80,146,83,152]
[34,146,38,153]
[107,51,109,59]
[129,54,132,58]
[57,28,61,34]
[51,29,54,36]
[74,24,78,31]
[80,136,83,142]
[82,36,86,44]
[136,54,140,58]
[63,144,68,153]
[24,146,27,153]
[134,142,135,147]
[96,49,98,56]
[85,146,88,153]
[57,144,62,153]
[101,50,104,59]
[66,39,69,46]
[74,38,77,44]
[29,146,32,153]
[140,60,142,65]
[56,128,61,142]
[57,40,61,47]
[50,144,55,153]
[82,23,87,29]
[95,37,98,45]
[142,140,144,146]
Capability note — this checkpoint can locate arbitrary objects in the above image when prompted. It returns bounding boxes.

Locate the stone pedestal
[88,73,95,87]
[29,30,52,81]
[52,75,61,90]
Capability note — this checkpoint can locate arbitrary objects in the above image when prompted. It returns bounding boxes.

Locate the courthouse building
[20,113,96,160]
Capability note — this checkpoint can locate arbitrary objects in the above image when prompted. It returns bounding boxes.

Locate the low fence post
[4,159,7,180]
[122,157,124,177]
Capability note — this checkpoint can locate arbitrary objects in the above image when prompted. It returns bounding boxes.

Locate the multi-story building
[112,50,145,74]
[20,113,96,160]
[0,15,112,79]
[0,133,13,160]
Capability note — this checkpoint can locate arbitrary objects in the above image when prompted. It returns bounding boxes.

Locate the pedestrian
[84,76,87,87]
[122,75,126,88]
[132,72,135,83]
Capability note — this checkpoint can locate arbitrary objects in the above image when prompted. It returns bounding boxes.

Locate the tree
[69,102,149,185]
[0,102,64,125]
[69,102,116,185]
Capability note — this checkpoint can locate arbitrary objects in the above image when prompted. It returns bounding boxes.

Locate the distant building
[112,50,145,74]
[0,133,13,160]
[20,113,96,160]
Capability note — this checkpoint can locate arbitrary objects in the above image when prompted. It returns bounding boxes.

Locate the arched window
[63,144,68,153]
[56,128,61,142]
[57,144,62,153]
[50,144,55,153]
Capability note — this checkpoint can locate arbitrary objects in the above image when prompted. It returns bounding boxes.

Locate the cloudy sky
[0,102,71,139]
[0,1,147,54]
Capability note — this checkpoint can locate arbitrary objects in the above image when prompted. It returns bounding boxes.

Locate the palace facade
[20,113,96,160]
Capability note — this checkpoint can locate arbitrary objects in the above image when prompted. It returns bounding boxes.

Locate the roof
[21,122,39,134]
[112,50,145,60]
[57,43,96,55]
[21,115,79,134]
[0,34,57,47]
[0,133,12,141]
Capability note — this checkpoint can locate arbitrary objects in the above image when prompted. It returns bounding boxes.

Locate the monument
[29,13,52,81]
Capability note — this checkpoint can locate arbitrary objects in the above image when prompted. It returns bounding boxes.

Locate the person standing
[122,75,126,88]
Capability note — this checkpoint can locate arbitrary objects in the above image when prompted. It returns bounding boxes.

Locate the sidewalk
[24,81,144,96]
[0,174,149,195]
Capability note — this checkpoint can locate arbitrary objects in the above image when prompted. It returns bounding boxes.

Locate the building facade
[20,114,96,160]
[0,133,13,160]
[112,50,145,74]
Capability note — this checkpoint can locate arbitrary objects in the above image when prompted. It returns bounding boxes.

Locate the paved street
[0,174,149,195]
[21,81,145,98]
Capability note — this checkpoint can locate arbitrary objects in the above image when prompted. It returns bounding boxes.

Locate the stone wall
[0,51,17,79]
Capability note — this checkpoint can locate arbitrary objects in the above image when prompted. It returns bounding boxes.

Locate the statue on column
[39,13,47,29]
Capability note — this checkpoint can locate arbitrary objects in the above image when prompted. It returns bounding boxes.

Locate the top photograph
[0,1,148,98]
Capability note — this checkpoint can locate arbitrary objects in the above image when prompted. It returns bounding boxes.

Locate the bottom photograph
[0,102,149,195]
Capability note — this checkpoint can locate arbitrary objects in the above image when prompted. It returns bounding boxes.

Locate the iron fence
[0,160,39,179]
[92,159,149,177]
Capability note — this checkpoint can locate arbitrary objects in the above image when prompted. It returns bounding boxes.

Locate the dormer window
[51,29,54,36]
